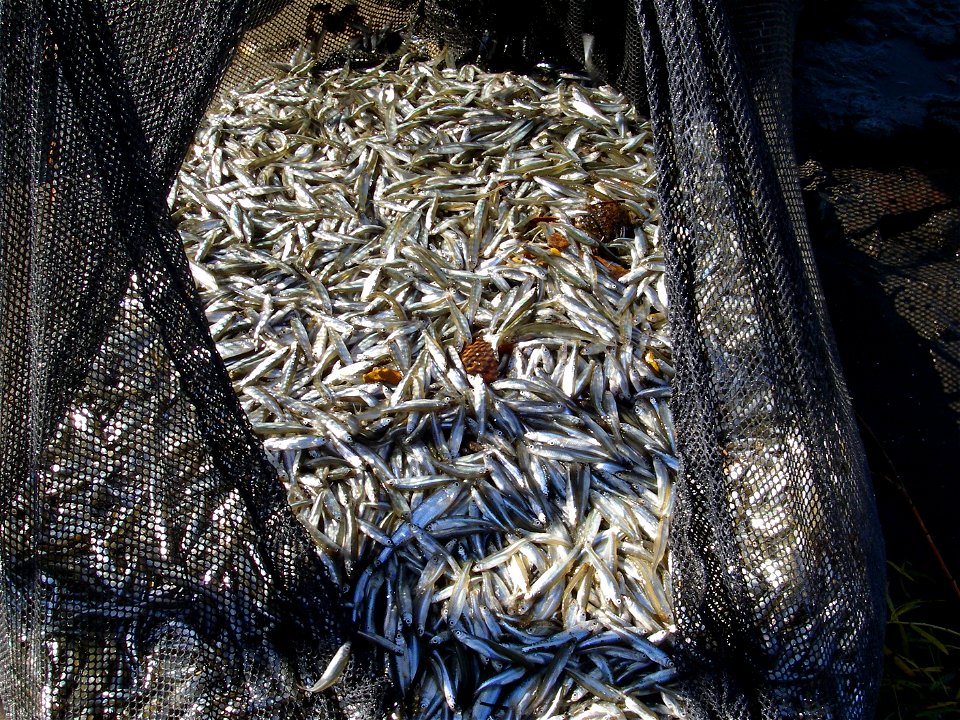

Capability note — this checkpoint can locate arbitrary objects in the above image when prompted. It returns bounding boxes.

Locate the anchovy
[174,49,680,720]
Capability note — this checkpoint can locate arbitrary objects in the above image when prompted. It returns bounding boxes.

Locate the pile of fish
[173,50,681,720]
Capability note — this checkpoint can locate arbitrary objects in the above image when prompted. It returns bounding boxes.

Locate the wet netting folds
[0,1,885,719]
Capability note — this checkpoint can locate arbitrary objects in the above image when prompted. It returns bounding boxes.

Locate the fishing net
[0,1,886,719]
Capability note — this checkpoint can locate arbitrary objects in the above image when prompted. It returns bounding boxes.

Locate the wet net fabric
[636,1,885,716]
[0,1,885,720]
[0,2,387,718]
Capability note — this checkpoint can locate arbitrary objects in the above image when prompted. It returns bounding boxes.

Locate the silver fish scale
[174,50,682,720]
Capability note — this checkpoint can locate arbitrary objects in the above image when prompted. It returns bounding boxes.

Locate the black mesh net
[0,1,886,719]
[636,1,886,716]
[803,162,959,434]
[802,157,960,620]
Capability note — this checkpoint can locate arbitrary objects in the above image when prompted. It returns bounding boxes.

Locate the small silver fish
[175,49,679,720]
